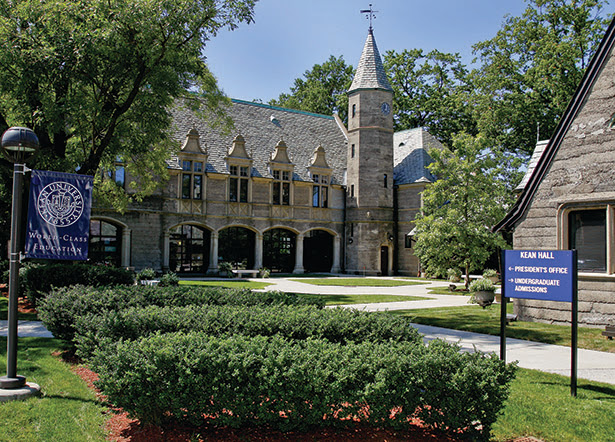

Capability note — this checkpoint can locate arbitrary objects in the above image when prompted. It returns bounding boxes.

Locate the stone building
[90,28,440,276]
[495,19,615,326]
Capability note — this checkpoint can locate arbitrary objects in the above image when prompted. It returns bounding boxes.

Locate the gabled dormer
[225,134,253,203]
[268,139,294,206]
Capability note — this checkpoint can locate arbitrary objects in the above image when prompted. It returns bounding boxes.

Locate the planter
[474,290,495,308]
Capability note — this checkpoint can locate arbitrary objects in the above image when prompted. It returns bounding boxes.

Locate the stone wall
[512,50,615,327]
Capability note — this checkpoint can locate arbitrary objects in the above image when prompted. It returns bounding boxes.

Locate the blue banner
[25,170,94,261]
[503,250,575,302]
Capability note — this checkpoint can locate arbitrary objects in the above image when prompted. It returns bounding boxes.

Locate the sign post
[501,249,578,396]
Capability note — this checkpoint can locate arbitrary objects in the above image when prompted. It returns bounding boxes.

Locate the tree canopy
[412,134,521,286]
[471,0,610,154]
[383,49,476,146]
[0,0,255,177]
[269,55,354,123]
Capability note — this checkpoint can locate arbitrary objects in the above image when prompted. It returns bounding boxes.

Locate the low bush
[75,304,422,359]
[38,285,324,344]
[91,332,517,439]
[20,263,134,305]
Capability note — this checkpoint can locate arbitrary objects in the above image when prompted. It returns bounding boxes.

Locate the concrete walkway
[2,276,614,386]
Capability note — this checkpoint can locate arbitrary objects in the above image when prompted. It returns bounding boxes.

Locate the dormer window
[181,160,203,200]
[229,165,249,203]
[312,174,329,208]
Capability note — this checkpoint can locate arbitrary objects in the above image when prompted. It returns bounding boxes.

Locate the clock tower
[345,27,395,275]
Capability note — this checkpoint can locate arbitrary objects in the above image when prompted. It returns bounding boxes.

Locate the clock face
[381,102,391,115]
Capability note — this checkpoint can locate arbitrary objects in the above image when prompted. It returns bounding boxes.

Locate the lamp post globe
[1,126,39,163]
[1,126,41,397]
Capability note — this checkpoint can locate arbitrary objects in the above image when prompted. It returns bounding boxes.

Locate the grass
[0,297,39,321]
[493,368,615,442]
[0,337,108,442]
[1,338,613,441]
[289,278,429,287]
[391,304,615,353]
[297,293,431,306]
[179,279,272,290]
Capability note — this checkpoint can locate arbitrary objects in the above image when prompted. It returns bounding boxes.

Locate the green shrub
[74,304,422,359]
[38,285,323,344]
[0,260,9,284]
[469,278,495,292]
[91,333,517,439]
[158,271,179,287]
[218,261,233,277]
[482,269,498,278]
[20,263,134,305]
[136,267,156,281]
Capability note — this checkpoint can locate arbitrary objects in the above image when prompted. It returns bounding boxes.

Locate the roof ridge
[231,99,335,120]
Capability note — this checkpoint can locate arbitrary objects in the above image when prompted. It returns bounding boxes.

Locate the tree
[0,0,255,176]
[383,49,476,146]
[269,55,354,123]
[0,0,255,253]
[413,133,521,287]
[471,0,610,155]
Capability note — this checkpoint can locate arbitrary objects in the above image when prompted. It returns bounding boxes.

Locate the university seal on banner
[36,181,85,227]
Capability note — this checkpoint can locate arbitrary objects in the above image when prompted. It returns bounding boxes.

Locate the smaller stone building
[495,18,615,326]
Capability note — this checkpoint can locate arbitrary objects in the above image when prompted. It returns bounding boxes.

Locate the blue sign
[25,170,94,261]
[503,250,575,302]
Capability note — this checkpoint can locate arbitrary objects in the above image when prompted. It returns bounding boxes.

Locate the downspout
[393,184,399,275]
[342,185,347,273]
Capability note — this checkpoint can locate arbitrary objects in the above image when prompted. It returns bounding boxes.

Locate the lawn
[1,338,614,441]
[297,293,431,305]
[0,297,38,321]
[289,278,429,287]
[0,337,107,442]
[179,279,272,290]
[392,304,615,353]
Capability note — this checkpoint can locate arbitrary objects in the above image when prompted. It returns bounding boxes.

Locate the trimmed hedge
[38,285,324,343]
[91,332,517,439]
[21,263,134,305]
[74,304,422,359]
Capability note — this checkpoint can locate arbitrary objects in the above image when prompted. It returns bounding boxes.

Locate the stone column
[254,232,263,269]
[162,230,169,271]
[122,228,131,268]
[208,231,219,274]
[293,233,305,274]
[331,235,341,273]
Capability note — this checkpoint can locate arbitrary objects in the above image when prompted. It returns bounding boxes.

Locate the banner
[25,170,94,261]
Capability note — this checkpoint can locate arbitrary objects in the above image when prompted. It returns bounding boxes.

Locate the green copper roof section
[348,29,392,93]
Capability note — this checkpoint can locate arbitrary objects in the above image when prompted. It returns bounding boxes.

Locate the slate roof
[169,99,348,185]
[393,128,440,185]
[514,140,549,193]
[348,29,393,93]
[494,16,615,232]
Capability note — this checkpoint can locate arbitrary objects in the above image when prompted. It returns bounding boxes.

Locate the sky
[204,0,615,104]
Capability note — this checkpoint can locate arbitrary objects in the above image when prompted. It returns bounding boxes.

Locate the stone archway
[218,226,256,269]
[169,224,211,274]
[303,229,333,273]
[263,228,296,273]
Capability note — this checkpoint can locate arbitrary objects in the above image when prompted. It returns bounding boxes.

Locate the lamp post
[0,127,39,391]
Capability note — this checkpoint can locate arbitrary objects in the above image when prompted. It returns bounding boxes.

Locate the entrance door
[380,246,389,276]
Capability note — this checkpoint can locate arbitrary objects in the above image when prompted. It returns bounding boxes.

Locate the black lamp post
[0,127,39,391]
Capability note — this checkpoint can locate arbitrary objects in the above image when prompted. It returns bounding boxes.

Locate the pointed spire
[348,29,392,93]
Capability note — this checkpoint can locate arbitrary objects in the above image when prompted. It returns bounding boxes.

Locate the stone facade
[496,19,615,326]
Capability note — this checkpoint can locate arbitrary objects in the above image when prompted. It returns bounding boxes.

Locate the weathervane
[360,4,378,31]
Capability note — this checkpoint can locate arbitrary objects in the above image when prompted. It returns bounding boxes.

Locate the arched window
[169,225,210,274]
[89,220,122,266]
